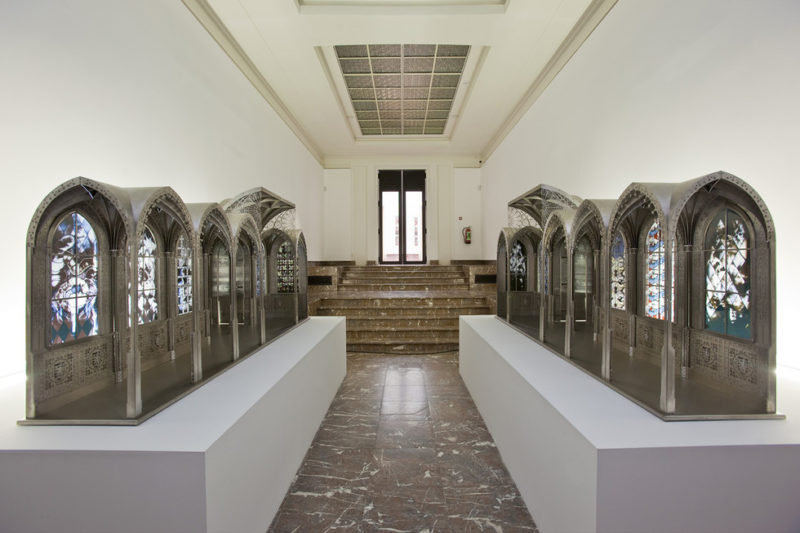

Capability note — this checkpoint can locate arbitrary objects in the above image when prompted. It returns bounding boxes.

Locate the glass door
[379,170,426,264]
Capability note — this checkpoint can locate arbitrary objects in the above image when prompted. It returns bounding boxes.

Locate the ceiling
[184,0,616,166]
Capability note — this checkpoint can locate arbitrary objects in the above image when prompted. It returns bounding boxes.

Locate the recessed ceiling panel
[335,44,469,136]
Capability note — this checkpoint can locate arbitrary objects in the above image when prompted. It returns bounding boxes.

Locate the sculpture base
[460,315,800,533]
[0,317,346,533]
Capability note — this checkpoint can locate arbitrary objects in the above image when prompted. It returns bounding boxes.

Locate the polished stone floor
[268,352,538,532]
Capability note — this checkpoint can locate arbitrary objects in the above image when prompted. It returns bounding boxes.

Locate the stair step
[317,307,490,318]
[343,266,465,271]
[347,329,458,342]
[346,341,460,354]
[339,284,469,292]
[341,278,467,285]
[342,270,466,279]
[318,297,488,308]
[347,317,458,328]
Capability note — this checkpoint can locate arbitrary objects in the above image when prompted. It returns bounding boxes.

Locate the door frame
[378,169,427,264]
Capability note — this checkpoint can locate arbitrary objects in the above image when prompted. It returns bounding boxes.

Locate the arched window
[50,212,99,344]
[645,220,665,319]
[277,241,294,293]
[610,232,626,310]
[573,237,592,293]
[212,242,230,298]
[137,226,158,324]
[509,241,527,291]
[176,232,192,315]
[705,208,751,339]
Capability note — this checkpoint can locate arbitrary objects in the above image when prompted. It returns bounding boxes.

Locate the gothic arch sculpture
[24,178,309,424]
[498,171,779,420]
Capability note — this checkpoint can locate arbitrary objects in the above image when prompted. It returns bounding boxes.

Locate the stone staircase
[338,265,470,292]
[314,265,491,353]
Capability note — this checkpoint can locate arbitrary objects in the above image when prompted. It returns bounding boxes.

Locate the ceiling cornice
[479,0,618,165]
[181,0,325,165]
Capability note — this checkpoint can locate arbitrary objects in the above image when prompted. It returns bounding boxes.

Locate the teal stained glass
[705,209,751,339]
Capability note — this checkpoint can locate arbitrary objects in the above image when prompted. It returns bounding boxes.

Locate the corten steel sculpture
[24,178,308,425]
[497,171,780,420]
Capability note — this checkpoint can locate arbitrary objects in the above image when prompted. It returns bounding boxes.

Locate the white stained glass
[509,241,527,291]
[213,244,230,297]
[705,210,751,339]
[137,227,158,324]
[610,233,626,310]
[176,232,192,315]
[574,238,592,293]
[50,212,99,344]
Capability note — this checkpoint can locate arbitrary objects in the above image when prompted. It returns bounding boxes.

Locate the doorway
[379,170,426,264]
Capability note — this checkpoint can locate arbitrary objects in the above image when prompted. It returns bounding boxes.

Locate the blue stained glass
[610,233,626,310]
[50,212,99,344]
[645,220,665,319]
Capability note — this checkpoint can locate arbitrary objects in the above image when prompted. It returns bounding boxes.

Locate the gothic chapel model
[24,177,308,424]
[497,171,778,420]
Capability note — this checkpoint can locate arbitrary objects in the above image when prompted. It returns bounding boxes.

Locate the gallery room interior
[1,0,800,532]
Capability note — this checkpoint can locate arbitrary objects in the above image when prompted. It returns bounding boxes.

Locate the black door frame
[378,169,427,264]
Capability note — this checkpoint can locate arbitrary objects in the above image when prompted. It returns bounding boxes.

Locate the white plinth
[460,315,800,533]
[0,316,346,533]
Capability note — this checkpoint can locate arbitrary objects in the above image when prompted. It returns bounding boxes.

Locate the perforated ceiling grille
[335,44,470,136]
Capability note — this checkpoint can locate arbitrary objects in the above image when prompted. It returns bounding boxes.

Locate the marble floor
[268,352,538,532]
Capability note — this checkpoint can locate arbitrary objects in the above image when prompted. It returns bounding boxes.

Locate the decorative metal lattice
[507,207,538,230]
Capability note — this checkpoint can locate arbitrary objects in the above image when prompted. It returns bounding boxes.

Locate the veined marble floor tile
[268,352,538,533]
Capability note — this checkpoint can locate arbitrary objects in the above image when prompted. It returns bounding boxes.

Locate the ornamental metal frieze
[496,171,778,420]
[693,338,720,371]
[46,353,74,391]
[728,347,758,385]
[84,344,109,378]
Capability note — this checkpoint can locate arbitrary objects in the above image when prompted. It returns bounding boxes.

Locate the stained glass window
[50,212,99,344]
[705,209,751,339]
[212,243,230,297]
[573,238,592,293]
[176,232,192,315]
[277,241,295,293]
[610,233,626,310]
[509,241,527,291]
[137,227,158,324]
[645,220,666,319]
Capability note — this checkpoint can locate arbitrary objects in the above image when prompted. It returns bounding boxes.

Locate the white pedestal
[0,317,346,533]
[460,315,800,533]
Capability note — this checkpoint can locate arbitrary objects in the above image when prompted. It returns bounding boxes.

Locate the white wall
[481,0,800,368]
[0,1,323,377]
[323,158,480,264]
[453,168,483,260]
[323,169,352,261]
